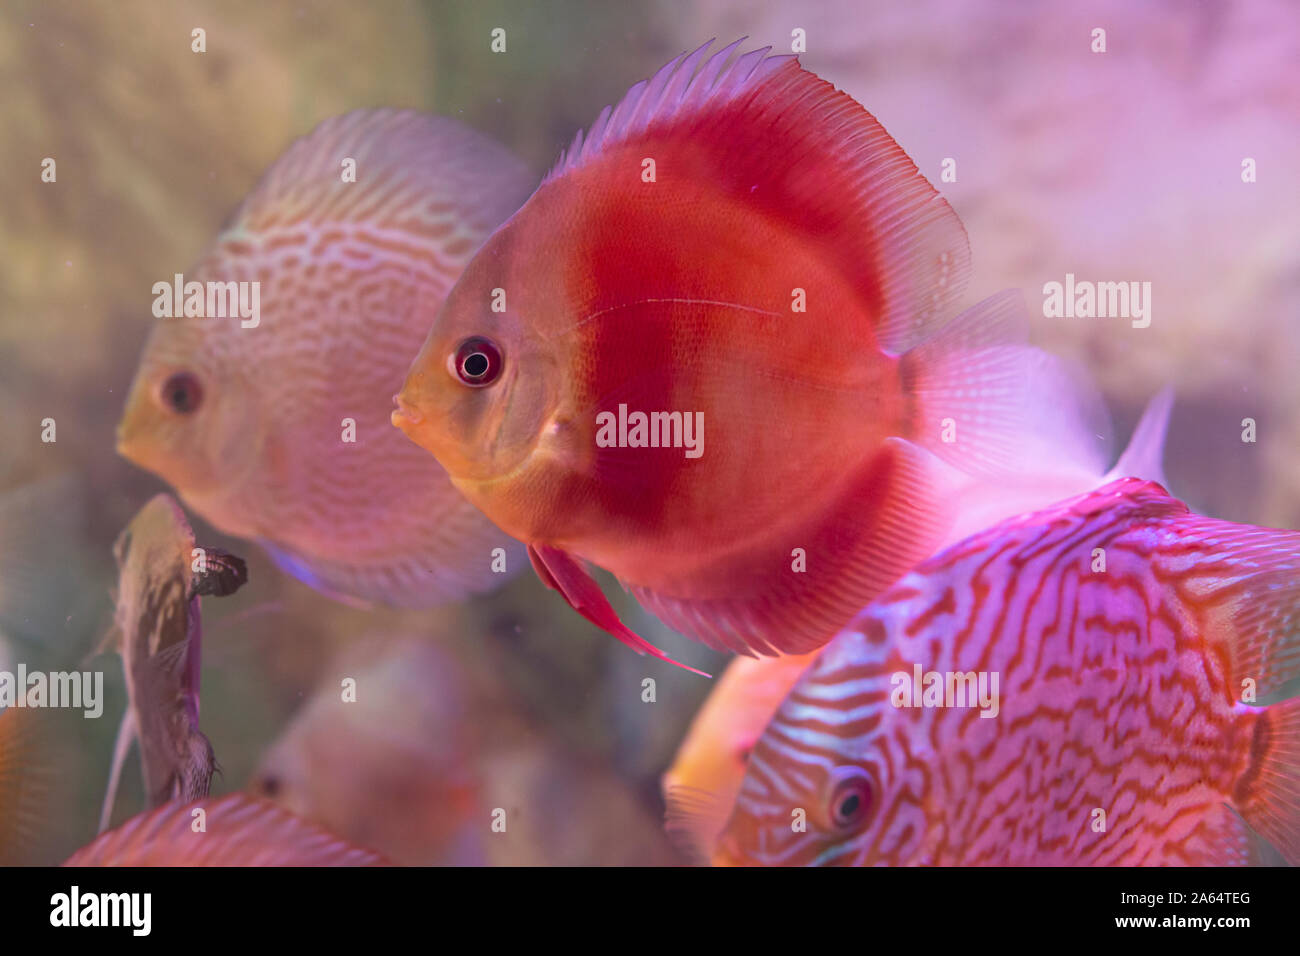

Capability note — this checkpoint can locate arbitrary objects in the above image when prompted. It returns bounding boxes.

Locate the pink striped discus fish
[64,792,387,866]
[118,110,534,607]
[714,478,1300,866]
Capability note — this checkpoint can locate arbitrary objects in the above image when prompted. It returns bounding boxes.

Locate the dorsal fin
[540,39,971,352]
[1104,386,1175,488]
[220,109,535,245]
[545,39,788,183]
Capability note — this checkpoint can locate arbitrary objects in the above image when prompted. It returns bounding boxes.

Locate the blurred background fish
[65,792,387,866]
[97,494,247,833]
[117,109,535,608]
[248,637,487,865]
[716,479,1300,866]
[395,42,1113,668]
[248,634,682,865]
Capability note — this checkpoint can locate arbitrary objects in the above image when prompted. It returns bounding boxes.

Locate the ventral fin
[527,544,710,677]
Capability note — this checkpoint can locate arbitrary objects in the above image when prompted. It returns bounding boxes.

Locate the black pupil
[164,374,200,413]
[462,352,489,378]
[839,794,861,818]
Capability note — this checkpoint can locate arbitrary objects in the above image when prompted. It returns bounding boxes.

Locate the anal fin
[629,437,957,657]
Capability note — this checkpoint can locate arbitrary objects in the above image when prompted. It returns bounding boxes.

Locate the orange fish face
[117,318,266,525]
[394,224,568,516]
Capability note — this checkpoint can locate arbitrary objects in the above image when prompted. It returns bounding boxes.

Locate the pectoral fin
[190,547,248,598]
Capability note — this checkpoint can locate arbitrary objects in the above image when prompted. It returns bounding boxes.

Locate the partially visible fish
[394,40,1117,669]
[715,478,1300,866]
[248,638,486,865]
[663,652,819,861]
[117,109,535,607]
[99,494,247,833]
[65,792,387,866]
[0,705,52,865]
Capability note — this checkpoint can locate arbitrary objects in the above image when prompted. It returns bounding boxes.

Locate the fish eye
[160,371,203,415]
[827,768,874,831]
[449,336,503,387]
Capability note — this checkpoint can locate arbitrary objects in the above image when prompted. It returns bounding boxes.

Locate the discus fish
[118,109,534,607]
[715,478,1300,866]
[98,494,247,833]
[394,41,1110,668]
[65,792,387,866]
[249,638,486,865]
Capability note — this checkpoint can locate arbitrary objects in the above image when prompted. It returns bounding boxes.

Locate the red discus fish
[65,792,387,866]
[714,478,1300,866]
[393,40,1107,670]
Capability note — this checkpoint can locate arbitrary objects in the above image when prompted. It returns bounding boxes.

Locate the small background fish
[97,493,247,832]
[249,634,682,866]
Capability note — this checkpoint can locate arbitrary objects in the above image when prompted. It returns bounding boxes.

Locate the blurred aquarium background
[0,0,1296,864]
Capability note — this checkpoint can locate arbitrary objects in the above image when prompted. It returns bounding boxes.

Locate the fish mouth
[390,392,425,430]
[115,413,146,464]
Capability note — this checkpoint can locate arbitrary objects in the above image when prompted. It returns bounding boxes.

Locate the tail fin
[902,289,1112,480]
[1196,516,1300,864]
[1236,697,1300,865]
[1104,386,1174,487]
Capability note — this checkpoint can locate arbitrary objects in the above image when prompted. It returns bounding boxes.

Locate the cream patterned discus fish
[118,110,534,606]
[716,479,1300,866]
